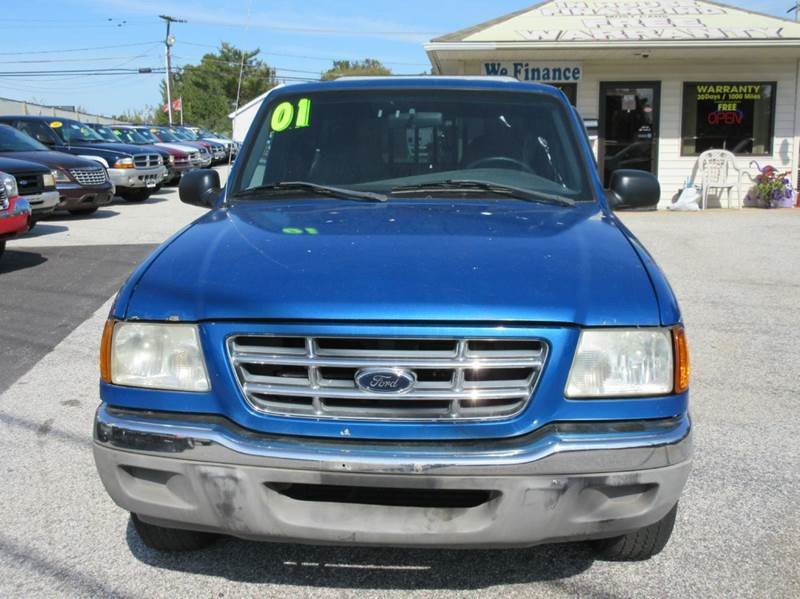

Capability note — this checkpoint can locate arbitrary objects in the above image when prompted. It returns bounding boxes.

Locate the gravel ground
[0,201,797,598]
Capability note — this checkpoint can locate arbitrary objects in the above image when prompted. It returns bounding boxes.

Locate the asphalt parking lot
[0,186,798,597]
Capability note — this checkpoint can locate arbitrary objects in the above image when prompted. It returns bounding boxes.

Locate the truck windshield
[91,126,120,143]
[233,89,593,202]
[56,121,106,144]
[113,128,149,144]
[152,128,181,143]
[131,128,159,143]
[0,125,49,152]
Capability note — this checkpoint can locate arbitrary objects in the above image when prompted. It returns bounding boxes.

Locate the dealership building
[425,1,800,206]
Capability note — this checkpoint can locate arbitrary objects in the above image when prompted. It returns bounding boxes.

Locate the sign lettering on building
[693,84,765,126]
[483,61,582,82]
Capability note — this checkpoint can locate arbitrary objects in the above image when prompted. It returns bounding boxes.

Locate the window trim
[679,81,777,158]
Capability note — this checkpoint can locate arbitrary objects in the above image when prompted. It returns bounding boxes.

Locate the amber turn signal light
[100,319,115,383]
[672,326,690,393]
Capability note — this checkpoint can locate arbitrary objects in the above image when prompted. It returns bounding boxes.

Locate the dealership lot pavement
[0,191,798,597]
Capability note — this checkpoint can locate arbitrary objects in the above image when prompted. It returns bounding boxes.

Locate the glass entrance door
[599,82,660,187]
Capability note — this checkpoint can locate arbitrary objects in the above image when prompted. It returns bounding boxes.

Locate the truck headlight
[52,169,71,183]
[2,173,18,198]
[113,157,135,169]
[42,172,56,188]
[565,328,685,398]
[102,322,209,392]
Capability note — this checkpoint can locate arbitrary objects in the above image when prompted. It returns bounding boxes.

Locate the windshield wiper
[234,181,387,202]
[391,179,575,207]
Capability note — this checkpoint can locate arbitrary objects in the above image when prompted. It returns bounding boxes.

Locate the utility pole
[159,14,186,126]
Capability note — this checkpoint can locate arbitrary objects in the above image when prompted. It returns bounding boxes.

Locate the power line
[177,41,430,67]
[0,41,161,56]
[0,55,151,65]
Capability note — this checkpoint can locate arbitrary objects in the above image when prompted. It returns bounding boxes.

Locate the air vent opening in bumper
[266,483,498,508]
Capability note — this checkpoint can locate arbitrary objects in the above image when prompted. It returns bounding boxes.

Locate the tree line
[114,44,395,133]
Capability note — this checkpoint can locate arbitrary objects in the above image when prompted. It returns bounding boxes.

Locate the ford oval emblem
[355,368,416,394]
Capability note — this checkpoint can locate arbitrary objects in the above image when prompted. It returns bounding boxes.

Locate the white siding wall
[462,59,799,207]
[231,102,261,143]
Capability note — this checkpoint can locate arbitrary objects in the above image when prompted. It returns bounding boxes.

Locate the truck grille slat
[133,154,162,168]
[228,336,546,421]
[69,167,107,186]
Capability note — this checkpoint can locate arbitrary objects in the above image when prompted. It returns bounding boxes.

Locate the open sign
[707,110,744,126]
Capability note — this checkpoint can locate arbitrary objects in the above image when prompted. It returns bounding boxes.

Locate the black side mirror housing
[179,169,221,208]
[607,169,661,210]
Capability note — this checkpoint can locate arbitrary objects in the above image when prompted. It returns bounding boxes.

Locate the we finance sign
[483,62,582,83]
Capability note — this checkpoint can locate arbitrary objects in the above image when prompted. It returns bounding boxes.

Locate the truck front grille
[227,336,547,421]
[133,154,161,168]
[15,172,44,195]
[69,167,107,186]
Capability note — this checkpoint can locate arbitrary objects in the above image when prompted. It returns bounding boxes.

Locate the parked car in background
[0,156,58,224]
[0,124,113,215]
[187,127,238,160]
[132,126,210,168]
[85,123,172,187]
[137,126,212,167]
[0,116,165,203]
[0,172,31,259]
[170,127,226,163]
[109,126,195,186]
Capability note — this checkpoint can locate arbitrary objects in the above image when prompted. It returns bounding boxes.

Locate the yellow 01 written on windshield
[270,99,311,132]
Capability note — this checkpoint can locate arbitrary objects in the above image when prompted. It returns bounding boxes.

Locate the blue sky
[2,0,794,116]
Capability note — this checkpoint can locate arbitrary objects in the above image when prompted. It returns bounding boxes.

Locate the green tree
[112,106,157,124]
[158,42,278,133]
[321,59,392,81]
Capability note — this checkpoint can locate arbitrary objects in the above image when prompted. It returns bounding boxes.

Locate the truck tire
[67,206,98,215]
[131,514,219,552]
[0,240,5,259]
[121,189,151,203]
[591,503,678,561]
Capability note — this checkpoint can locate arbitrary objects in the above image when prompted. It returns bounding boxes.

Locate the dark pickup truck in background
[0,124,113,215]
[0,156,58,223]
[0,116,165,203]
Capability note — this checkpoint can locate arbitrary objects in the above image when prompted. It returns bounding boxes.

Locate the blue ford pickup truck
[94,77,691,561]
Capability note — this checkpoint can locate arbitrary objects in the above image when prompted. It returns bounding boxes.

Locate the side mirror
[607,169,660,210]
[179,169,221,208]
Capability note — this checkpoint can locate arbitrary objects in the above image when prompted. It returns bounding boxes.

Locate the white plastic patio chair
[696,149,743,209]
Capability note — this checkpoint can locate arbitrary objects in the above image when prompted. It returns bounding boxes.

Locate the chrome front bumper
[107,166,166,189]
[24,190,60,215]
[94,405,692,547]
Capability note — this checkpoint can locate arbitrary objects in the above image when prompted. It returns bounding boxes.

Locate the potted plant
[745,163,795,208]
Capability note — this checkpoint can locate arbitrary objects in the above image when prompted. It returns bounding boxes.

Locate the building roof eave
[426,39,800,52]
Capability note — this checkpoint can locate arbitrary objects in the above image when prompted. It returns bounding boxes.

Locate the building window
[681,82,775,156]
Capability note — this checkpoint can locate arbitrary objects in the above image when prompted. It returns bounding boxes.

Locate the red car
[0,171,32,259]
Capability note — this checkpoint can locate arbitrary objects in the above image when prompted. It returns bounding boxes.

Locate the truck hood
[64,142,144,156]
[123,199,660,326]
[155,142,199,154]
[3,150,101,170]
[0,156,51,174]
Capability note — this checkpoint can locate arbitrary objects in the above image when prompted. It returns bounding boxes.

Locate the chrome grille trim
[228,336,547,421]
[133,153,162,168]
[69,167,107,186]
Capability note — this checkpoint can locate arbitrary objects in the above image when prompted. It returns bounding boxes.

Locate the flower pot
[769,195,795,208]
